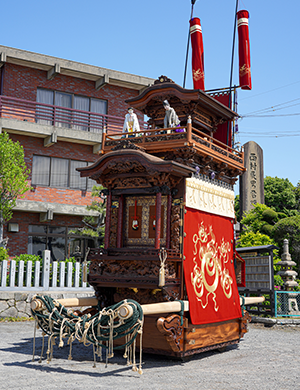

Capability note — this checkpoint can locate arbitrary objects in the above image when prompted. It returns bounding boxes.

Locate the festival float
[30,3,263,373]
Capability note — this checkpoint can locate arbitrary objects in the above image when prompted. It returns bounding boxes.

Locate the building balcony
[0,95,148,153]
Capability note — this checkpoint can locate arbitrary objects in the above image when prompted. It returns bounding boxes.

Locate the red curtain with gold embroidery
[183,207,241,325]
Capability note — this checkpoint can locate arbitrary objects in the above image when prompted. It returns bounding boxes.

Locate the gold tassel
[158,247,167,287]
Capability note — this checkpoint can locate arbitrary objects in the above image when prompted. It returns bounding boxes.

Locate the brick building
[0,45,154,260]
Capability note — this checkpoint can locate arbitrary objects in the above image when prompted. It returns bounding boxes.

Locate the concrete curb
[251,316,300,326]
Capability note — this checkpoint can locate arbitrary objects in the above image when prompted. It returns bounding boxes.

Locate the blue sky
[1,0,299,188]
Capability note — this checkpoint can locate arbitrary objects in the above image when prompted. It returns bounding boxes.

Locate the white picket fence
[0,250,93,291]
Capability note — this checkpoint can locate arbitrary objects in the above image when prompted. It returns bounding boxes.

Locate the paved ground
[0,322,300,390]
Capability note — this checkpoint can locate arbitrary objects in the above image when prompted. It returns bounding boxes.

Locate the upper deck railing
[0,95,148,134]
[102,121,244,169]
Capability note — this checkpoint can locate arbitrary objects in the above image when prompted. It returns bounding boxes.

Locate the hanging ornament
[132,199,139,230]
[158,247,167,288]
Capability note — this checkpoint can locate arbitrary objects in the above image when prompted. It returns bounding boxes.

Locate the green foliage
[237,231,275,248]
[264,176,297,214]
[295,181,300,212]
[272,215,300,267]
[274,274,284,287]
[241,204,274,234]
[70,185,106,247]
[0,247,9,261]
[261,208,278,224]
[260,223,274,236]
[0,132,30,223]
[13,254,41,264]
[234,194,240,221]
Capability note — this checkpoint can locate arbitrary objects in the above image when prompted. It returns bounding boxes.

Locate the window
[28,225,97,262]
[32,155,97,190]
[36,88,107,132]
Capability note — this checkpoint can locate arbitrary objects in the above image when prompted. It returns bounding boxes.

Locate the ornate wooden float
[75,77,250,358]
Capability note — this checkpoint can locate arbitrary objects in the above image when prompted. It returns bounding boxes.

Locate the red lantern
[190,17,205,90]
[237,10,252,90]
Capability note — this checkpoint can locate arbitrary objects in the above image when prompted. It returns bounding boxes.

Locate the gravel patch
[0,322,299,390]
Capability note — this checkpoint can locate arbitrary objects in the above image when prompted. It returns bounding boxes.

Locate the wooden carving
[91,259,176,279]
[157,314,184,353]
[171,204,181,252]
[109,207,118,248]
[114,288,168,305]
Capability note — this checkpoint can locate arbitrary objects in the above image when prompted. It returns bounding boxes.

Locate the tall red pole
[237,10,252,90]
[190,17,205,90]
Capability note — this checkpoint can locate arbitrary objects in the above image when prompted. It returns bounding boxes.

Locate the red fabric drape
[211,93,232,147]
[237,10,252,90]
[183,208,242,325]
[190,17,205,90]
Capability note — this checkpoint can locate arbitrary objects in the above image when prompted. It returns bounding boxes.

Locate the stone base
[0,291,95,319]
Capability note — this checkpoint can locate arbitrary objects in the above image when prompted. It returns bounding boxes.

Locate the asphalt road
[0,322,299,390]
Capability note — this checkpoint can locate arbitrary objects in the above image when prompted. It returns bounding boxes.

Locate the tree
[0,132,30,246]
[69,185,106,248]
[264,176,297,215]
[240,203,279,235]
[237,231,275,248]
[273,215,300,271]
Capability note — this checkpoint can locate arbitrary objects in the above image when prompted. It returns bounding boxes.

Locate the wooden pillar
[117,194,124,248]
[155,192,162,249]
[104,190,112,249]
[187,115,192,144]
[166,193,172,249]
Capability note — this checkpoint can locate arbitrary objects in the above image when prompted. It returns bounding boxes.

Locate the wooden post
[42,250,51,290]
[101,127,106,152]
[166,193,172,249]
[187,115,192,144]
[117,194,124,248]
[155,192,162,249]
[104,190,112,249]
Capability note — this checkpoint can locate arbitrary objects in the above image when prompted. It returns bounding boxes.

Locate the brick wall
[9,133,97,205]
[2,63,143,120]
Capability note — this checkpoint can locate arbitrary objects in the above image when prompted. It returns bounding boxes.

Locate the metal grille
[275,291,300,317]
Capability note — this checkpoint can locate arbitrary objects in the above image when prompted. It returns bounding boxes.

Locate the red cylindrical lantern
[190,17,205,90]
[237,10,252,90]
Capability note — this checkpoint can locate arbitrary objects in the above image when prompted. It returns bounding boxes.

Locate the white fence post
[1,260,8,287]
[66,262,73,288]
[34,261,40,288]
[42,250,51,290]
[74,262,80,288]
[59,262,65,287]
[9,260,16,288]
[26,261,32,288]
[52,261,58,288]
[18,260,24,287]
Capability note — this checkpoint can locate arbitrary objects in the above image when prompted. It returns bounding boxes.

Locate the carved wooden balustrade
[101,123,244,174]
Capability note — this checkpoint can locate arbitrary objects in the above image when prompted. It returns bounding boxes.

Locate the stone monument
[239,141,264,220]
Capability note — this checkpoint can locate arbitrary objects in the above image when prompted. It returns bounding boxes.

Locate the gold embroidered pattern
[191,222,233,312]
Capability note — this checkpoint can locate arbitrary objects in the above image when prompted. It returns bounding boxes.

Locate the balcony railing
[103,122,244,169]
[0,95,148,135]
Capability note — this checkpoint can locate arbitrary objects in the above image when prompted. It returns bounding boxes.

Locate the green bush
[261,223,274,236]
[0,247,9,261]
[262,208,278,224]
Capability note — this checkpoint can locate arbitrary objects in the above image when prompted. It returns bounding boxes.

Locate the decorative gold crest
[190,222,233,312]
